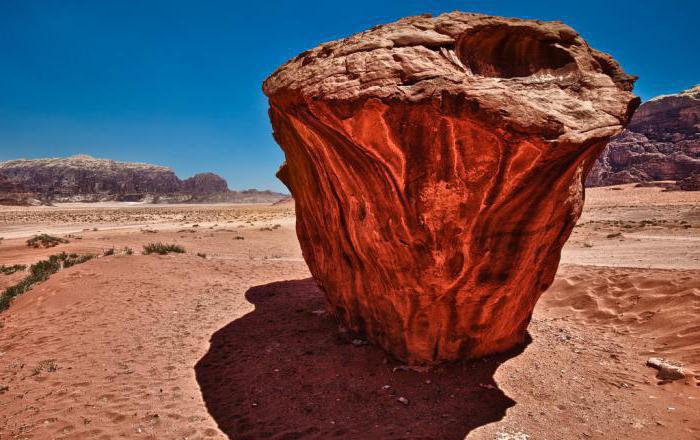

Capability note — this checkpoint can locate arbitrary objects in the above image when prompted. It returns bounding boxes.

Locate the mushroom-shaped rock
[263,12,638,364]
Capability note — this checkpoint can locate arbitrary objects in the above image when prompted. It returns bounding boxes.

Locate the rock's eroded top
[264,11,638,143]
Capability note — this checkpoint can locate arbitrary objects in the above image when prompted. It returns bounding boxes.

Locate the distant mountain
[0,155,288,205]
[587,85,700,190]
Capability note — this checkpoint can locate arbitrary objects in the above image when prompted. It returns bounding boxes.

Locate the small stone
[646,357,686,381]
[351,339,368,347]
[382,385,391,390]
[397,396,409,405]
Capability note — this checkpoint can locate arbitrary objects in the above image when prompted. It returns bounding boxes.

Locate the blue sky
[0,1,697,191]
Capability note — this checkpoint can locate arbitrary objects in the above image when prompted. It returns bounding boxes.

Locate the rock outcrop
[264,12,638,364]
[182,172,229,194]
[587,85,700,187]
[0,155,287,204]
[0,155,182,201]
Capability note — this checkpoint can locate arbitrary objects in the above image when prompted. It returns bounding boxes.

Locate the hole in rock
[456,25,579,79]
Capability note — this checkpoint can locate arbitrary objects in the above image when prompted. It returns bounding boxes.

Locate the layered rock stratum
[264,12,638,364]
[0,155,287,204]
[587,85,700,188]
[0,173,38,206]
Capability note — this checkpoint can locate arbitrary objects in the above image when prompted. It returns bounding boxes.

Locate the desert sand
[0,184,698,439]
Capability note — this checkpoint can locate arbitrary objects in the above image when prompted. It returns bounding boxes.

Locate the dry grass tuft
[143,243,186,255]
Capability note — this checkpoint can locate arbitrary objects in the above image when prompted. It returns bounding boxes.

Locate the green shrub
[63,254,95,268]
[0,252,94,312]
[0,264,27,275]
[143,243,186,255]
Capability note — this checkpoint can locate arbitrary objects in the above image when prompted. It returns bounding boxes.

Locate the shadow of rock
[196,279,529,440]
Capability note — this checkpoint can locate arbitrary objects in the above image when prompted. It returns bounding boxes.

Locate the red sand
[1,186,699,439]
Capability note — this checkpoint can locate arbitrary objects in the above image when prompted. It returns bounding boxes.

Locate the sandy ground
[0,184,698,439]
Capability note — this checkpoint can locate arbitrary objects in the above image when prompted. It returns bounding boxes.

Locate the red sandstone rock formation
[264,12,638,364]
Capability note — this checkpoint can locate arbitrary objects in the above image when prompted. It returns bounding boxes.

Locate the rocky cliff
[0,155,287,204]
[0,173,39,206]
[265,11,637,364]
[587,85,700,188]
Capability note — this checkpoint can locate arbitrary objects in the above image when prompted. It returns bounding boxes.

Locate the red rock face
[264,12,638,364]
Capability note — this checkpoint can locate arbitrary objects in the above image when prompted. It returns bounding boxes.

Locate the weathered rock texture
[0,155,287,204]
[264,12,638,364]
[0,155,181,201]
[587,85,700,188]
[0,173,39,206]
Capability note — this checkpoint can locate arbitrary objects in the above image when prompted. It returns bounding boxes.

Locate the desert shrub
[143,243,185,255]
[123,247,134,255]
[26,234,69,248]
[196,252,207,259]
[0,252,95,311]
[103,248,115,256]
[63,254,95,268]
[0,264,27,275]
[31,256,63,277]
